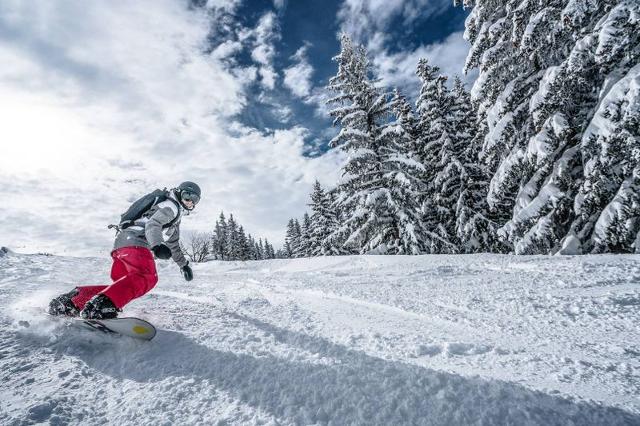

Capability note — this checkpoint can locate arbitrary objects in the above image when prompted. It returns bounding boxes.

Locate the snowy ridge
[2,252,640,425]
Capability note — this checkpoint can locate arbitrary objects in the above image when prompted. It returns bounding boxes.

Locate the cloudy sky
[0,0,472,257]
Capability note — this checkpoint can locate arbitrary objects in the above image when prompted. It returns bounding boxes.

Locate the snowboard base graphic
[51,315,157,340]
[76,317,156,340]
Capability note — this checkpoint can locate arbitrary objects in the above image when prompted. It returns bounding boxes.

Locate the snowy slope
[1,252,639,425]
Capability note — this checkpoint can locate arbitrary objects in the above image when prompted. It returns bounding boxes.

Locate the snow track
[1,253,639,425]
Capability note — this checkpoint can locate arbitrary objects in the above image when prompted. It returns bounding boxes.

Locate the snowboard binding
[48,289,80,317]
[80,294,120,320]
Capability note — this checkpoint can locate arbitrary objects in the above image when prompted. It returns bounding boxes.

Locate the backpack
[118,188,181,230]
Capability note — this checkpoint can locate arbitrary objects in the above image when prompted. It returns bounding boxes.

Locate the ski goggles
[181,190,200,205]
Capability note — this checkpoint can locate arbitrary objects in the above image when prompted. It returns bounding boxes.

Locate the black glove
[182,263,193,281]
[151,244,172,260]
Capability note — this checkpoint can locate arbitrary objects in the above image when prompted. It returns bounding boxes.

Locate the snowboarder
[48,181,201,319]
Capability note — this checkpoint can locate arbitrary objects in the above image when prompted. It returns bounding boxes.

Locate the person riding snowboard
[48,181,201,319]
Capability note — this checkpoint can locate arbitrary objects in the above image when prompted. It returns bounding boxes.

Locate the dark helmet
[176,181,201,210]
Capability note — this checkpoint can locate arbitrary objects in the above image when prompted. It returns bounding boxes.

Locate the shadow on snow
[41,313,640,426]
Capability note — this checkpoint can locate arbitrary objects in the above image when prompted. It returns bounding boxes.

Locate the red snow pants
[72,246,158,310]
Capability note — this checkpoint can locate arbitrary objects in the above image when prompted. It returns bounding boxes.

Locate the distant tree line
[181,212,277,262]
[211,212,277,260]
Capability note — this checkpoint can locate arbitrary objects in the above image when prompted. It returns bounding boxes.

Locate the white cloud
[204,0,241,11]
[273,104,293,123]
[0,0,342,256]
[283,45,315,98]
[231,65,259,86]
[273,0,286,11]
[373,31,476,95]
[337,0,451,47]
[257,65,278,90]
[211,39,243,61]
[248,12,280,90]
[304,88,333,119]
[335,0,474,97]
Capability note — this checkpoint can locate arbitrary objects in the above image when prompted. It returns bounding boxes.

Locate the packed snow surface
[1,252,639,425]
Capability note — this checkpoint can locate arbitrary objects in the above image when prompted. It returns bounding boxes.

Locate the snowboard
[76,317,157,340]
[52,315,157,340]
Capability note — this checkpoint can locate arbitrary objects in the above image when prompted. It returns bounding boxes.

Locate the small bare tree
[180,232,212,263]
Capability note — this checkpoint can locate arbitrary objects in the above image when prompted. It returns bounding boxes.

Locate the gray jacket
[113,192,188,267]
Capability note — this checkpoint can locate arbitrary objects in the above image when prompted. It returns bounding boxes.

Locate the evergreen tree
[308,181,343,256]
[264,239,275,259]
[308,181,329,256]
[449,77,499,253]
[212,212,228,260]
[284,219,296,258]
[458,0,568,253]
[325,188,351,254]
[300,213,312,257]
[210,211,276,261]
[226,215,240,260]
[375,89,427,254]
[237,226,251,260]
[292,219,303,257]
[253,241,262,260]
[327,35,431,254]
[458,0,640,254]
[247,234,257,260]
[415,59,458,253]
[563,1,640,253]
[326,34,388,253]
[574,63,640,253]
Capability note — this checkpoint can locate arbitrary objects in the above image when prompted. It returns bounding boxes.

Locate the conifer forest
[283,0,640,257]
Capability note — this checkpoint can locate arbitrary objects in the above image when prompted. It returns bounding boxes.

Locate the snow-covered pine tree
[325,187,351,254]
[292,219,303,257]
[212,212,228,260]
[457,0,566,254]
[254,240,262,260]
[574,65,640,253]
[328,34,429,254]
[263,239,275,259]
[308,181,328,256]
[431,82,467,251]
[225,214,240,260]
[308,181,343,256]
[258,238,265,260]
[284,219,297,258]
[308,180,344,256]
[237,226,250,260]
[210,213,275,261]
[374,89,427,254]
[415,59,459,253]
[568,3,640,253]
[247,234,257,260]
[300,213,312,257]
[449,77,499,253]
[326,34,388,254]
[458,0,640,254]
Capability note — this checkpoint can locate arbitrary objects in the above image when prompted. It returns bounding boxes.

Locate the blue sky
[0,0,473,256]
[208,0,470,155]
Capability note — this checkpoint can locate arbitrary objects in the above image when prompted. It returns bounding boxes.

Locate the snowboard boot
[48,288,80,317]
[80,294,120,320]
